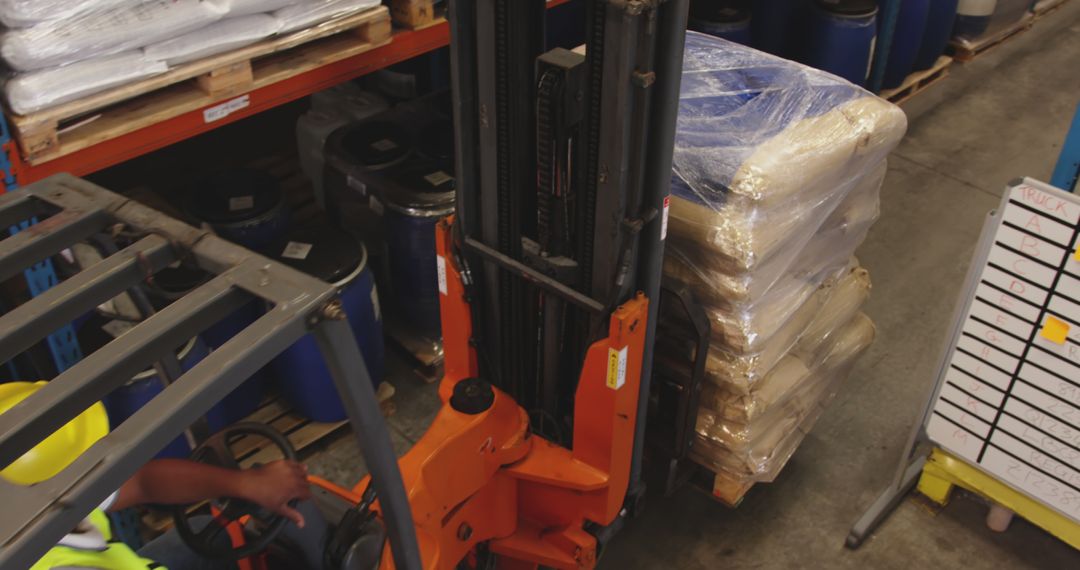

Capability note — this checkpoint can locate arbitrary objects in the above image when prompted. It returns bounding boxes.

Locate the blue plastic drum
[269,225,384,423]
[80,316,210,458]
[881,0,932,89]
[804,0,878,86]
[384,133,456,340]
[186,169,291,250]
[913,0,959,71]
[689,1,752,45]
[751,0,805,57]
[146,265,266,431]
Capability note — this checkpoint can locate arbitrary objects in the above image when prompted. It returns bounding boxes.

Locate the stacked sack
[661,32,907,489]
[2,0,381,115]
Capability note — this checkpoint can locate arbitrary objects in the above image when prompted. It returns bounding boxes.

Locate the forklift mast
[448,0,689,490]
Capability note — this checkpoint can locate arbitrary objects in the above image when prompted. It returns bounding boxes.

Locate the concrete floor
[308,4,1080,568]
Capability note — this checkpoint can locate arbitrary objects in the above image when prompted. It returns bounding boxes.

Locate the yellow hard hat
[0,382,109,485]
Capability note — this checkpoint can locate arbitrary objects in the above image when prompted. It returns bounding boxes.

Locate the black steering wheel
[173,422,298,562]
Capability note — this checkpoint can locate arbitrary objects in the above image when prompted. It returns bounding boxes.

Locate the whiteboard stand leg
[845,455,926,549]
[986,504,1016,532]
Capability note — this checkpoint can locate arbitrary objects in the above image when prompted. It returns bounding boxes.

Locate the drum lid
[186,169,282,225]
[334,120,413,171]
[268,223,365,285]
[389,158,457,199]
[815,0,877,16]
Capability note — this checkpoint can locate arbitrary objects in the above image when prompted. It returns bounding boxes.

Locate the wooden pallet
[686,461,755,507]
[949,14,1034,63]
[711,471,755,507]
[8,6,393,165]
[386,317,445,381]
[879,56,953,105]
[142,383,395,533]
[390,0,445,30]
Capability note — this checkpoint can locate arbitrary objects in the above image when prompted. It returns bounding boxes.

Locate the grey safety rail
[0,174,421,570]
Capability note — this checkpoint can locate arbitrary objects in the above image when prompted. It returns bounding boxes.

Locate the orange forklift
[0,0,691,568]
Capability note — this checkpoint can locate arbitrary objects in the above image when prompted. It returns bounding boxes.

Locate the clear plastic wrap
[668,158,884,283]
[4,51,167,115]
[228,0,303,18]
[666,159,880,317]
[671,32,905,269]
[691,312,876,482]
[0,0,139,29]
[144,14,282,66]
[702,262,871,395]
[1,0,230,71]
[274,0,381,35]
[664,187,874,354]
[699,292,871,425]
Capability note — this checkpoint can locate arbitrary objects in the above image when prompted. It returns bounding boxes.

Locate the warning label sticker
[436,255,448,296]
[606,346,628,390]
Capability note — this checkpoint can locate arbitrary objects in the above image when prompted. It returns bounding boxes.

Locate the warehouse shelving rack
[0,22,450,189]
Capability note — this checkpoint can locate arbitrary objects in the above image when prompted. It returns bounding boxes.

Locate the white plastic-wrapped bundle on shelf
[670,32,906,271]
[227,0,303,18]
[702,262,871,395]
[0,0,139,28]
[144,14,283,66]
[692,312,876,483]
[1,0,230,71]
[4,51,168,115]
[275,0,381,35]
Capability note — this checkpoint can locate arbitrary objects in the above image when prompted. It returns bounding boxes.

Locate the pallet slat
[879,56,952,105]
[949,14,1034,63]
[10,7,392,164]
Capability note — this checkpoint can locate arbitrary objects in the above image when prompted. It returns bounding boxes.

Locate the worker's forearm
[114,459,252,510]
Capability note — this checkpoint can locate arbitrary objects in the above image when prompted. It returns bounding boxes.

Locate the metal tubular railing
[0,174,421,570]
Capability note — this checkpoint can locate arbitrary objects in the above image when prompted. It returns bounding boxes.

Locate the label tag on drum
[606,346,628,390]
[436,255,448,296]
[281,241,313,260]
[347,175,367,196]
[370,138,398,152]
[369,195,385,216]
[424,171,453,187]
[371,286,381,322]
[661,195,670,241]
[102,319,135,339]
[229,195,254,211]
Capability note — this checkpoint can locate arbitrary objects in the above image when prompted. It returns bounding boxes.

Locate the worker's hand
[241,460,313,528]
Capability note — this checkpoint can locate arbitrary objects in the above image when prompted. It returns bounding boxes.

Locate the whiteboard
[926,178,1080,522]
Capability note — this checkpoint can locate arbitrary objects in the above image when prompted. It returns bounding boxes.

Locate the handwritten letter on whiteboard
[927,179,1080,522]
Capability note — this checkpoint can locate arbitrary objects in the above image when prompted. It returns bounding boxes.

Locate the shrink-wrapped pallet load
[661,33,906,493]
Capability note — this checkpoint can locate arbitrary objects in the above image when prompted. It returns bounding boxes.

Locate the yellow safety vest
[31,509,164,570]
